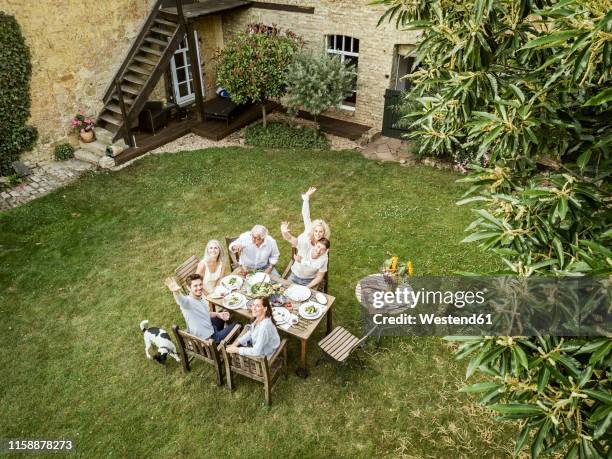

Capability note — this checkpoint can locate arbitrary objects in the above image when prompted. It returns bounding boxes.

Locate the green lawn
[0,147,517,457]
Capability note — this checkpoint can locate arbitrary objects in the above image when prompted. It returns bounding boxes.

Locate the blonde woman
[196,240,229,295]
[281,186,331,259]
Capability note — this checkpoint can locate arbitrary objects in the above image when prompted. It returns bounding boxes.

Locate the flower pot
[80,130,95,143]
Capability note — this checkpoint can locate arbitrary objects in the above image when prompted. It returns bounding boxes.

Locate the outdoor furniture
[220,333,288,406]
[203,96,250,126]
[206,273,335,378]
[281,246,329,294]
[317,326,377,385]
[224,236,240,270]
[138,101,168,135]
[172,324,242,386]
[174,255,199,291]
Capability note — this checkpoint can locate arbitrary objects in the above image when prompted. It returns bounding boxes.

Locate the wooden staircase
[97,1,186,143]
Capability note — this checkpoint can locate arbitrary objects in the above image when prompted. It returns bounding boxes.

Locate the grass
[0,147,517,457]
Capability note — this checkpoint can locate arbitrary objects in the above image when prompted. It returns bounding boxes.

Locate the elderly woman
[196,240,229,295]
[229,225,280,275]
[226,297,280,358]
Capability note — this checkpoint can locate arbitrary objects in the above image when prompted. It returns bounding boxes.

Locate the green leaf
[460,382,501,393]
[514,345,529,371]
[514,423,530,456]
[594,412,612,439]
[522,30,583,50]
[532,418,552,458]
[576,150,591,169]
[552,238,565,268]
[582,389,612,405]
[589,340,612,365]
[489,403,544,416]
[584,87,612,106]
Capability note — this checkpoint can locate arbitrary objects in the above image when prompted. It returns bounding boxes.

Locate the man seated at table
[229,225,280,275]
[165,274,237,342]
[282,222,330,289]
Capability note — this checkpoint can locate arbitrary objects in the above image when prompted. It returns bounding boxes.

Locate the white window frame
[170,31,204,107]
[326,35,359,112]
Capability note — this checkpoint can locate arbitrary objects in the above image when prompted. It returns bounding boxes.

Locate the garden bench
[172,324,242,386]
[220,330,288,406]
[202,96,251,126]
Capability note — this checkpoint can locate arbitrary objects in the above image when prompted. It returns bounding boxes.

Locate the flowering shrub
[71,111,95,134]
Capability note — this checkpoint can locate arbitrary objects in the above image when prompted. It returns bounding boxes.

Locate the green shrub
[244,122,329,149]
[54,143,74,160]
[0,12,37,175]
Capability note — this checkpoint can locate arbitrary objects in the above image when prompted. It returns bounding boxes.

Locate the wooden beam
[250,2,315,14]
[115,79,135,147]
[185,23,205,122]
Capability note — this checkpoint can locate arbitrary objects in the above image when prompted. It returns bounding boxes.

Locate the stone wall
[221,0,420,129]
[0,0,156,162]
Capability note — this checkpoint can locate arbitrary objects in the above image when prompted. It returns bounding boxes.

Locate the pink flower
[79,110,85,115]
[80,128,85,133]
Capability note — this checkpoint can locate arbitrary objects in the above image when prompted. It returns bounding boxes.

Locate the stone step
[79,140,107,157]
[74,149,101,166]
[95,127,115,144]
[62,158,97,172]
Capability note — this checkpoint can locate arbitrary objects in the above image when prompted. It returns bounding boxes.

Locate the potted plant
[381,254,413,290]
[71,111,95,143]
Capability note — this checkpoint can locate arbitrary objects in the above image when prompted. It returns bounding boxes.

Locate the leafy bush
[284,51,356,132]
[0,12,37,175]
[244,122,329,149]
[216,26,300,127]
[377,1,612,457]
[54,143,74,161]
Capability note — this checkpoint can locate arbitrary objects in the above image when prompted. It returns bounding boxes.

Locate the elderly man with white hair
[229,225,280,275]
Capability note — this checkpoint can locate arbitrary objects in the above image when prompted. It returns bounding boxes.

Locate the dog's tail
[140,320,149,333]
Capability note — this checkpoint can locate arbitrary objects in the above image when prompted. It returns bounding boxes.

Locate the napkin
[278,313,299,331]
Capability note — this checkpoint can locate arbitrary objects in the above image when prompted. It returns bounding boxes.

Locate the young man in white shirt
[287,237,330,289]
[229,224,280,275]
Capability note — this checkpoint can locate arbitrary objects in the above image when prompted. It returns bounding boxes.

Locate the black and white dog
[140,320,181,364]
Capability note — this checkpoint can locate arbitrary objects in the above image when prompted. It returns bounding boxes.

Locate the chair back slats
[225,236,240,269]
[175,255,199,289]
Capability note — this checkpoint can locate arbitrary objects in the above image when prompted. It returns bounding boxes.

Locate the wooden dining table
[205,274,335,378]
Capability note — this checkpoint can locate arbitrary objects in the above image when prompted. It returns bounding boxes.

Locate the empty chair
[224,236,240,270]
[174,255,199,291]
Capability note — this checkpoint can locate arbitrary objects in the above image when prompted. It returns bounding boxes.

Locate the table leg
[326,308,333,334]
[295,339,309,378]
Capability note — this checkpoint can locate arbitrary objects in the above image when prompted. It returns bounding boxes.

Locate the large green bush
[244,121,329,149]
[377,0,611,457]
[0,12,37,175]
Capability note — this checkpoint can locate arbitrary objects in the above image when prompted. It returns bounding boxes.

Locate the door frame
[170,30,204,107]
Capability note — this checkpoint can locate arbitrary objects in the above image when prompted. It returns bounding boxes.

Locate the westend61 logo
[357,275,611,337]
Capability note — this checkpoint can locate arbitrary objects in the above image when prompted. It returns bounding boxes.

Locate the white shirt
[238,318,280,358]
[202,261,223,293]
[291,247,328,279]
[230,231,280,269]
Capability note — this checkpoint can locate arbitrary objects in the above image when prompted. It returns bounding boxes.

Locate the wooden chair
[282,246,329,294]
[316,326,377,385]
[220,333,288,406]
[225,236,240,270]
[175,255,199,291]
[172,324,241,386]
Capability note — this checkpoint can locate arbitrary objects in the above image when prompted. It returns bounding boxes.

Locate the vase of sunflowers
[381,254,413,290]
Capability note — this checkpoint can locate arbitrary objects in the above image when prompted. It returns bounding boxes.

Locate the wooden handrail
[115,78,134,147]
[102,0,164,104]
[176,0,186,26]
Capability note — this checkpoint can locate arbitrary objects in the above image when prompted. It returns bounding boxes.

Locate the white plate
[315,292,327,304]
[221,275,243,290]
[272,307,291,324]
[299,301,324,320]
[224,292,246,310]
[246,272,270,286]
[285,284,311,302]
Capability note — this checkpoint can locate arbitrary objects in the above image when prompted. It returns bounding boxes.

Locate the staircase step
[133,55,158,66]
[106,103,122,115]
[121,85,140,96]
[123,73,146,85]
[127,64,152,76]
[145,36,169,46]
[100,113,122,127]
[140,45,163,57]
[62,158,97,172]
[155,18,177,27]
[150,26,174,36]
[95,127,115,144]
[74,149,101,166]
[79,140,107,157]
[111,93,135,105]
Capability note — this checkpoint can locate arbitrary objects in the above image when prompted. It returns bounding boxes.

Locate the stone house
[1,0,419,163]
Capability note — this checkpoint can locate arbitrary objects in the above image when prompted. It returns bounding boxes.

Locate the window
[170,32,204,106]
[392,44,417,91]
[326,35,359,110]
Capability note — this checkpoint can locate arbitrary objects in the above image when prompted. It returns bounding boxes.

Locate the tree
[216,26,300,127]
[0,12,37,175]
[284,50,356,135]
[376,0,611,457]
